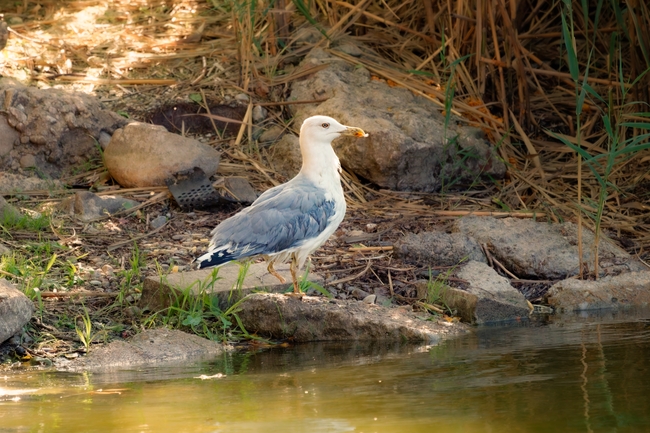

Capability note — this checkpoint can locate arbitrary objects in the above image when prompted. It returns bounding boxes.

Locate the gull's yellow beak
[341,126,369,138]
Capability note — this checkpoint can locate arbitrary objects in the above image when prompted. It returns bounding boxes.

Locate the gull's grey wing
[196,180,335,268]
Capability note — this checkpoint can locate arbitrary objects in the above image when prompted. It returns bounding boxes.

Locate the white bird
[195,115,368,295]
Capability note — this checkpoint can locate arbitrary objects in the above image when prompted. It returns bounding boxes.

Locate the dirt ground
[1,0,647,367]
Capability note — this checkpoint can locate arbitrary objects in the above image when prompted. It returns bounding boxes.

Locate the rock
[287,48,506,192]
[0,78,128,178]
[59,191,139,222]
[0,195,21,224]
[0,279,34,344]
[252,105,267,122]
[222,177,258,204]
[545,272,650,312]
[258,125,285,143]
[267,134,301,178]
[236,293,468,342]
[98,131,112,150]
[454,216,645,279]
[18,154,36,168]
[150,215,167,229]
[293,26,323,45]
[0,172,64,194]
[394,231,486,266]
[140,262,324,312]
[337,42,363,57]
[0,115,19,158]
[441,261,530,324]
[0,243,11,256]
[59,329,226,371]
[104,122,221,188]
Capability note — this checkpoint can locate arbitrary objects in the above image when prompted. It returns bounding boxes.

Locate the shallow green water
[2,309,650,433]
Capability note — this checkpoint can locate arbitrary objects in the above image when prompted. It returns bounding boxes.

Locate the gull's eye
[321,122,330,129]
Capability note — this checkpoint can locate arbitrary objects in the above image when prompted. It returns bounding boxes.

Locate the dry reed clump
[1,0,650,257]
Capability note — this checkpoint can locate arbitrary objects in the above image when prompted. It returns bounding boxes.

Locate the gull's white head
[299,115,368,145]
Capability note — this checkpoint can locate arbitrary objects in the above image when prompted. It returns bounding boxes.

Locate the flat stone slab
[140,262,324,312]
[545,271,650,312]
[421,261,531,324]
[236,293,469,342]
[0,278,34,344]
[454,216,645,279]
[58,329,227,371]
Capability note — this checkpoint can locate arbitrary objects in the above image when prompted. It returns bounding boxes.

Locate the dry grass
[1,0,650,256]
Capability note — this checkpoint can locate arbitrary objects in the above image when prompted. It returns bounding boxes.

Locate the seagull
[195,115,368,295]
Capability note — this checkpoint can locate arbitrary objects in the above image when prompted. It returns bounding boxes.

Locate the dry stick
[53,76,178,85]
[482,59,630,88]
[234,102,253,147]
[0,269,16,278]
[431,210,545,218]
[422,0,437,41]
[481,243,495,269]
[509,110,545,179]
[256,97,329,106]
[87,190,170,222]
[476,0,484,94]
[326,260,372,286]
[487,0,510,136]
[333,0,436,44]
[348,246,393,252]
[95,187,168,196]
[497,0,529,123]
[517,28,619,39]
[107,221,170,252]
[491,255,519,280]
[230,149,281,187]
[39,291,117,299]
[326,0,371,39]
[415,301,445,314]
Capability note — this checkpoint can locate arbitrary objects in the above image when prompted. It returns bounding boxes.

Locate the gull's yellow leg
[290,254,302,294]
[267,261,286,283]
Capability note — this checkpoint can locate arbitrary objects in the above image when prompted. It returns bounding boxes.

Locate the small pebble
[252,105,267,122]
[101,264,115,276]
[351,287,370,300]
[89,280,102,287]
[363,294,376,304]
[235,93,250,102]
[150,215,167,229]
[338,42,363,57]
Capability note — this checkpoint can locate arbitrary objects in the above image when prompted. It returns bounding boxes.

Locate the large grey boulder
[285,48,505,192]
[0,279,34,344]
[0,78,128,177]
[104,122,221,188]
[454,216,644,279]
[545,272,650,312]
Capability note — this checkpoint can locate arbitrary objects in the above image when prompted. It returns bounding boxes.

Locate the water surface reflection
[2,308,649,433]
